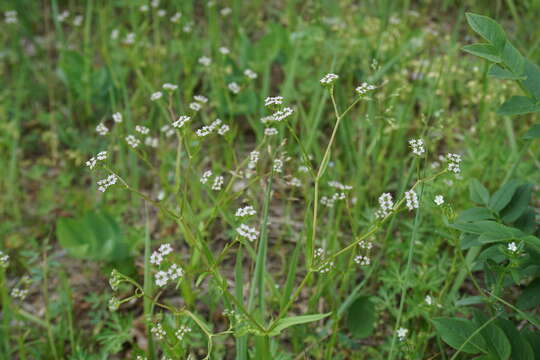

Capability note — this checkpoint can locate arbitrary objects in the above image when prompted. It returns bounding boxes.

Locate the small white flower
[161,124,175,137]
[218,124,230,135]
[151,0,159,8]
[145,137,158,147]
[359,240,373,249]
[236,224,259,241]
[155,270,169,287]
[228,82,240,94]
[212,175,224,191]
[219,46,230,55]
[198,56,212,66]
[126,135,141,148]
[320,73,339,85]
[200,170,212,184]
[271,107,294,121]
[168,264,184,280]
[135,125,150,135]
[507,242,518,253]
[157,9,166,17]
[86,151,107,169]
[434,195,444,206]
[264,96,283,107]
[409,139,425,156]
[375,192,394,218]
[150,92,163,101]
[162,83,178,91]
[170,12,181,23]
[354,255,370,266]
[264,127,278,136]
[273,159,283,173]
[11,288,29,300]
[194,95,208,103]
[158,243,173,256]
[123,33,135,45]
[73,15,83,27]
[0,251,9,269]
[57,10,70,22]
[151,323,166,340]
[110,29,119,40]
[235,205,256,217]
[5,10,18,23]
[288,177,302,187]
[425,295,433,306]
[298,165,309,173]
[140,4,149,12]
[248,150,260,170]
[183,23,192,33]
[172,115,190,129]
[189,102,202,111]
[175,325,191,340]
[97,174,118,192]
[244,69,257,79]
[112,112,122,123]
[328,181,353,191]
[220,7,232,16]
[397,327,408,341]
[96,123,109,136]
[447,153,462,174]
[196,126,212,137]
[150,251,164,265]
[355,82,376,95]
[405,190,419,211]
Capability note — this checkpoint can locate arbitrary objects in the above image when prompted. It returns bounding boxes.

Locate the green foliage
[345,296,377,339]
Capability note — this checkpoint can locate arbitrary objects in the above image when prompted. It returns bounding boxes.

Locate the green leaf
[514,209,536,234]
[465,13,506,50]
[523,60,540,101]
[469,179,490,205]
[517,278,540,310]
[346,296,377,339]
[523,124,540,139]
[432,317,489,354]
[501,184,532,223]
[462,44,502,62]
[489,180,521,213]
[56,211,131,262]
[457,207,494,223]
[497,319,535,360]
[488,64,526,80]
[472,312,511,360]
[521,235,540,253]
[450,220,513,235]
[497,96,540,116]
[267,313,331,336]
[501,40,525,75]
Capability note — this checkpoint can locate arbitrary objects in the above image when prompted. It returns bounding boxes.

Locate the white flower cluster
[434,195,444,206]
[273,159,283,173]
[409,139,425,156]
[236,224,259,241]
[155,264,184,287]
[447,153,462,174]
[397,327,408,341]
[5,10,17,23]
[194,95,208,103]
[212,175,224,191]
[150,92,162,101]
[0,250,9,268]
[354,255,370,266]
[145,137,158,148]
[317,261,334,273]
[264,127,278,136]
[200,170,212,184]
[375,192,394,218]
[189,102,201,111]
[508,242,518,253]
[235,205,256,217]
[260,115,274,124]
[264,96,283,107]
[86,151,107,170]
[135,125,150,135]
[150,243,173,266]
[359,240,373,250]
[404,189,419,210]
[196,119,227,137]
[198,56,211,66]
[271,107,294,122]
[355,82,376,95]
[172,115,190,129]
[97,174,117,192]
[248,151,259,170]
[288,177,302,187]
[123,33,135,45]
[112,112,123,123]
[244,69,257,79]
[320,73,339,85]
[328,181,353,191]
[161,125,175,137]
[170,12,181,23]
[162,83,178,91]
[126,135,141,148]
[320,192,346,208]
[151,323,166,340]
[11,288,28,300]
[228,82,240,94]
[219,46,230,55]
[175,325,191,340]
[96,123,109,136]
[217,124,230,135]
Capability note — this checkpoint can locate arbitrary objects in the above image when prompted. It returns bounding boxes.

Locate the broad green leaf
[346,296,377,339]
[497,96,540,116]
[523,60,540,101]
[488,64,525,80]
[267,313,331,336]
[521,235,540,253]
[432,317,489,354]
[497,319,535,360]
[523,332,540,358]
[469,179,490,205]
[56,211,131,262]
[523,124,540,139]
[465,13,506,50]
[462,44,502,62]
[501,184,532,223]
[472,312,511,360]
[501,40,524,75]
[514,209,536,234]
[457,207,494,223]
[489,180,521,212]
[517,278,540,310]
[450,220,513,235]
[460,233,482,249]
